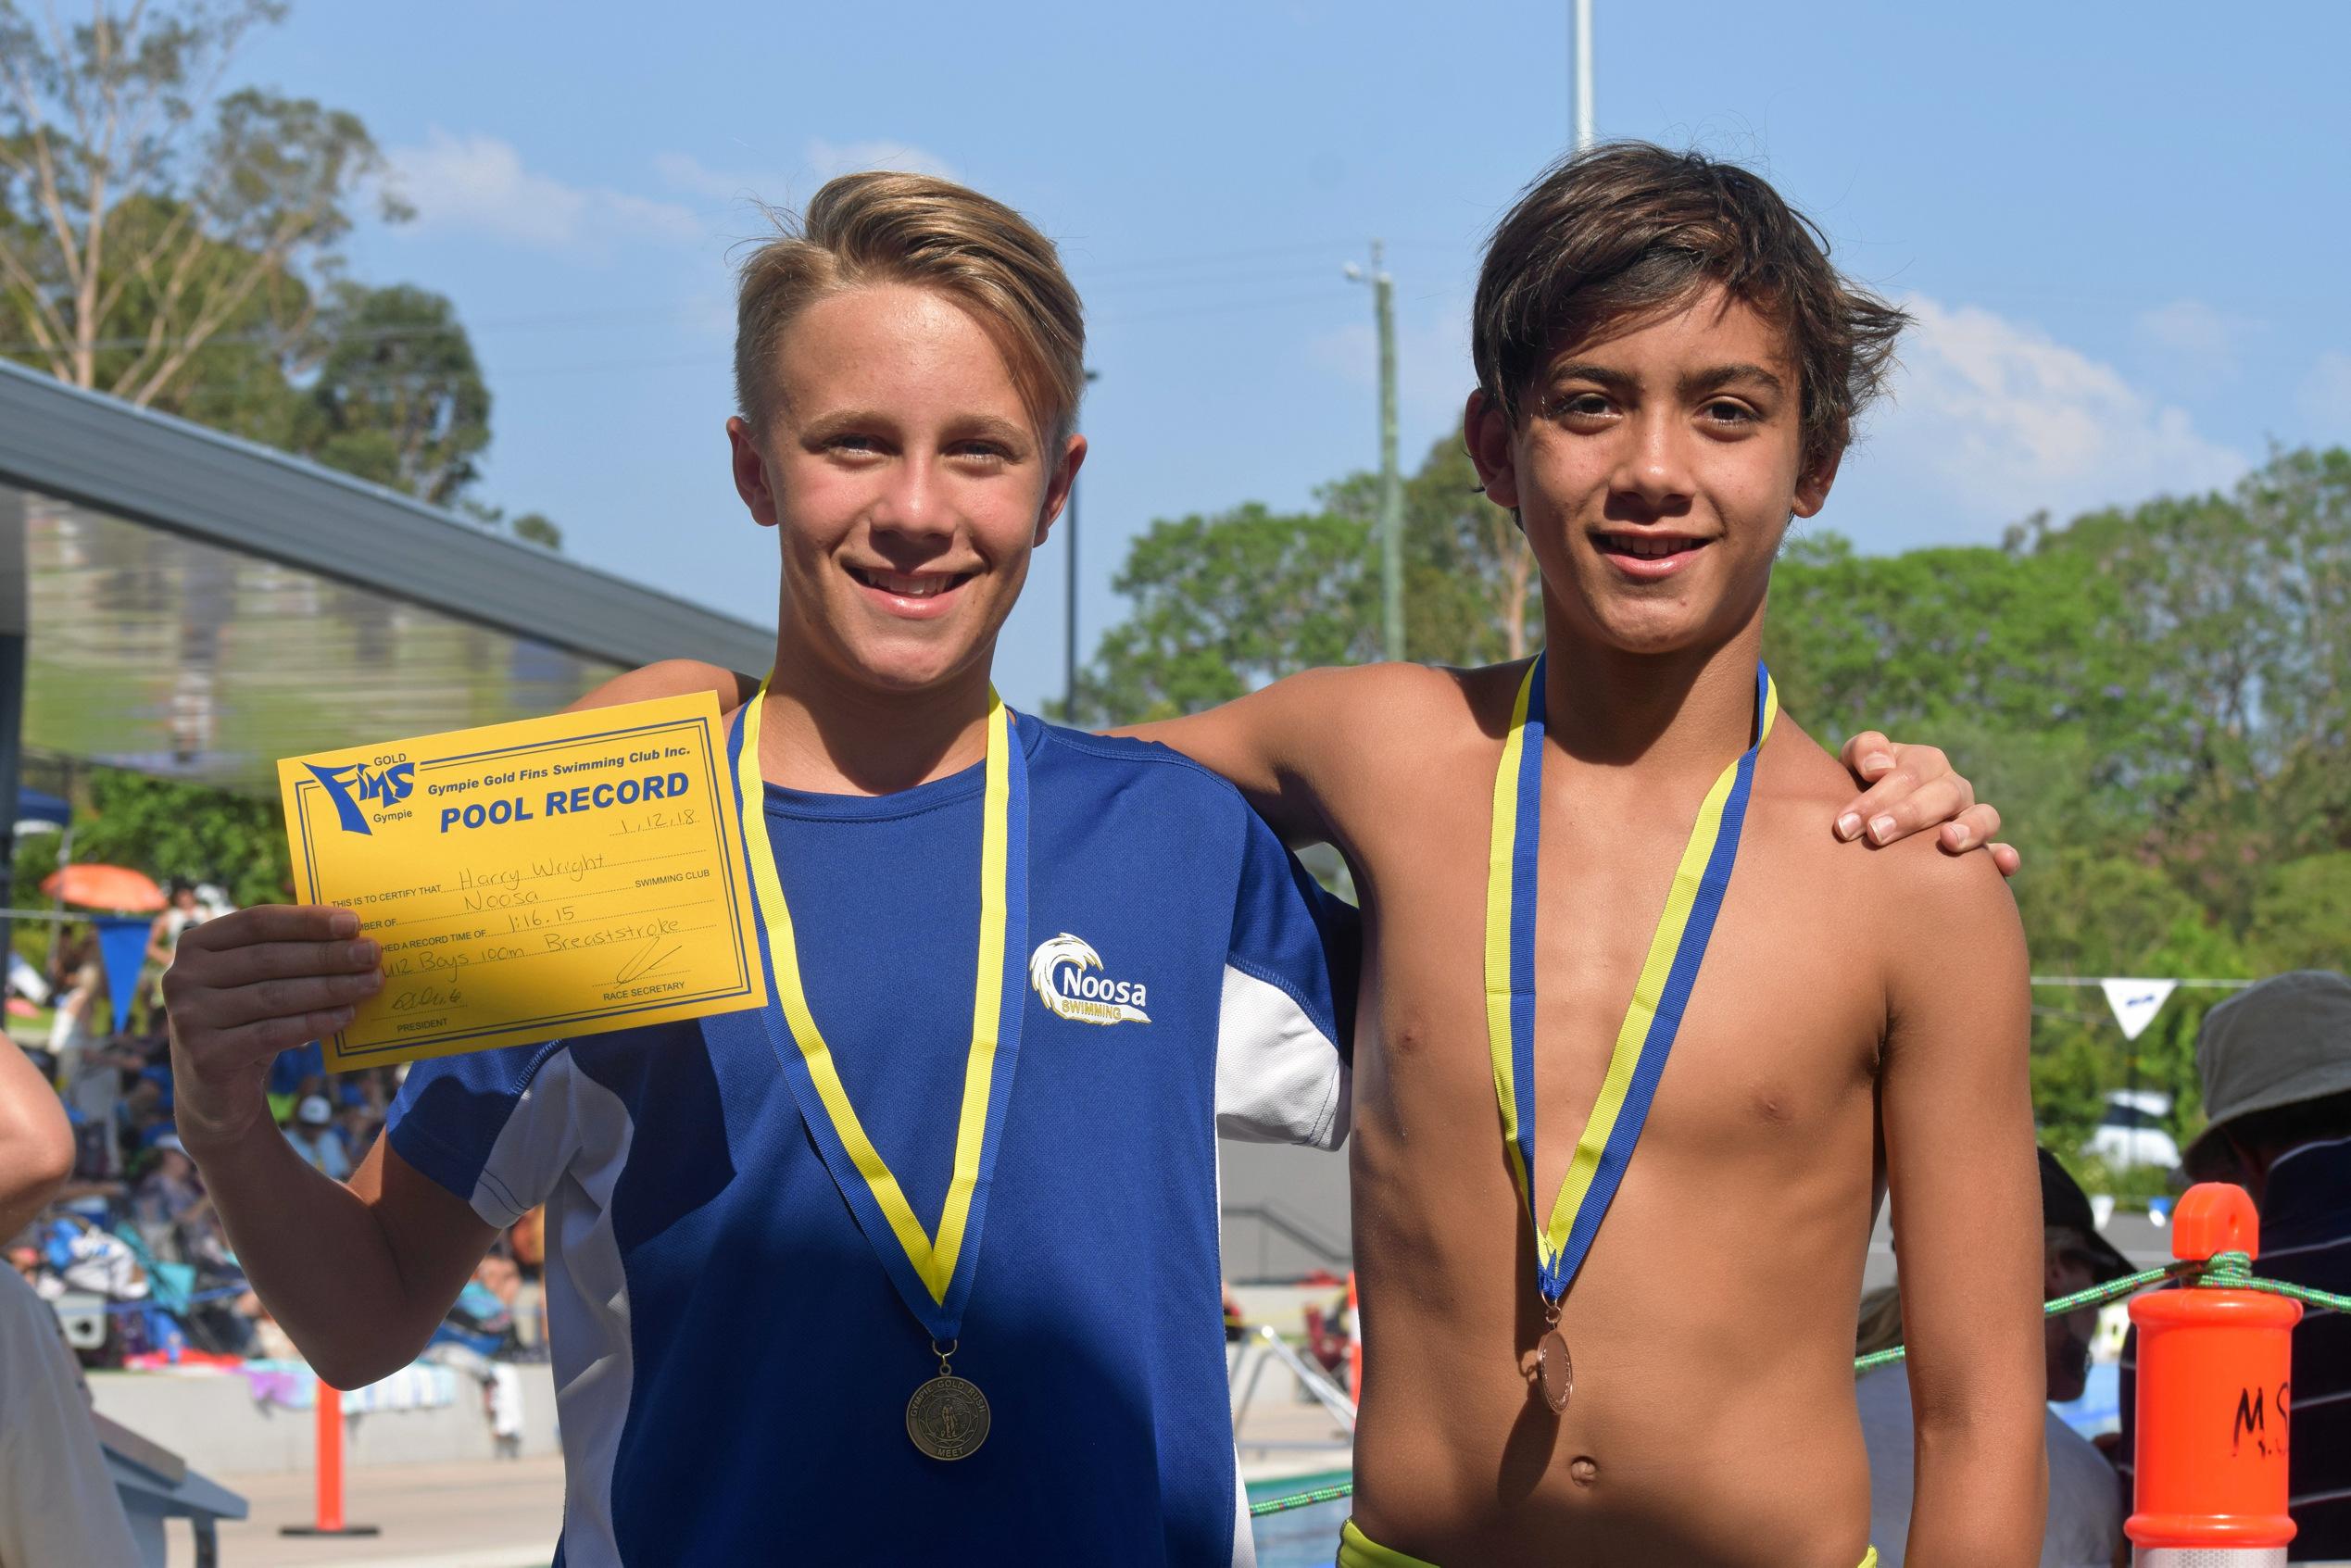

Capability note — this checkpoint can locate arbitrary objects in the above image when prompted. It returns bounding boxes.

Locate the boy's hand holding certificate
[278,694,768,1069]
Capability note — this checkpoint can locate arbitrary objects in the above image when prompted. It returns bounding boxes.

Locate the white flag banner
[2101,978,2179,1042]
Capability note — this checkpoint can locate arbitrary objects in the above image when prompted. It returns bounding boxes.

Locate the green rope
[2196,1248,2351,1313]
[1247,1250,2351,1521]
[1249,1481,1357,1518]
[1853,1249,2351,1374]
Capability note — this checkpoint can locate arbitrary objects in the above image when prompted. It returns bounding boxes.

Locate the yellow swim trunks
[1335,1519,1878,1567]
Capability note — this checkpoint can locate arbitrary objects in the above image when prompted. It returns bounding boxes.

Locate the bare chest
[1348,773,1884,1192]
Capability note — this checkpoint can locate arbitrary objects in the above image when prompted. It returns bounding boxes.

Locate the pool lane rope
[1244,1250,2351,1519]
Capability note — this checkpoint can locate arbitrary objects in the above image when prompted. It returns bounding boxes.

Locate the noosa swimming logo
[1029,934,1151,1026]
[305,759,415,835]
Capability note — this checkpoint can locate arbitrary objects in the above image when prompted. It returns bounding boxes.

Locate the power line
[1096,289,1353,327]
[2030,977,2254,989]
[1080,262,1365,299]
[0,302,695,357]
[1069,239,1364,279]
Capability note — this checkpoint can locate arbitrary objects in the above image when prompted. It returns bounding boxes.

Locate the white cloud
[652,152,794,207]
[803,138,957,182]
[387,130,700,249]
[1865,295,2246,528]
[649,141,958,220]
[2296,350,2351,435]
[2133,298,2258,381]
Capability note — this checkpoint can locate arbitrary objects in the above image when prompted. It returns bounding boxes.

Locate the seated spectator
[1855,1148,2131,1567]
[47,964,128,1177]
[264,1040,323,1126]
[283,1094,351,1180]
[112,1076,170,1176]
[337,1101,380,1167]
[143,879,204,1024]
[128,1134,207,1261]
[2120,970,2351,1560]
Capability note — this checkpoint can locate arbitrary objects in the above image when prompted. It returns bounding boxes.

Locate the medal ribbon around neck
[1485,654,1778,1305]
[727,675,1029,1342]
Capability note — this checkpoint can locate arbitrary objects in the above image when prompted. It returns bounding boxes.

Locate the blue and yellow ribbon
[1486,654,1778,1302]
[725,678,1029,1341]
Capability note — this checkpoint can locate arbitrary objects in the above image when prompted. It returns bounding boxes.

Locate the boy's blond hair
[733,171,1086,446]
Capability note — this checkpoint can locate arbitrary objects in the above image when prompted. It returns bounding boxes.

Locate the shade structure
[0,356,773,799]
[42,862,167,912]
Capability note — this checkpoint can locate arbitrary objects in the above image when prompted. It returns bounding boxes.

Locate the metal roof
[0,358,771,795]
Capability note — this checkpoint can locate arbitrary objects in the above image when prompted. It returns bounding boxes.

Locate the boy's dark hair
[1472,141,1909,474]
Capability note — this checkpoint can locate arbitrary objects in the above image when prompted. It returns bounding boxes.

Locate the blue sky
[240,2,2351,710]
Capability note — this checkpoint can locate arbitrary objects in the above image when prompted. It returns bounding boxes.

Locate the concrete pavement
[163,1457,561,1568]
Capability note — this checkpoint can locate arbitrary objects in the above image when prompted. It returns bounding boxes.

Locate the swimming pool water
[1248,1471,1352,1568]
[1252,1498,1351,1566]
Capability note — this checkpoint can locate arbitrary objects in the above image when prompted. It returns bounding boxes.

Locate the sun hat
[2037,1148,2134,1284]
[295,1094,334,1127]
[2183,971,2351,1171]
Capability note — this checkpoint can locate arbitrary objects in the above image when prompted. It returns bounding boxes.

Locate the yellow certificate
[278,694,768,1070]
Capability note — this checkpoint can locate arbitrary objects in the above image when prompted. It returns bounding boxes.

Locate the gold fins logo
[1029,933,1151,1026]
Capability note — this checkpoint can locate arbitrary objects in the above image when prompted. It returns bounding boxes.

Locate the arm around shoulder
[1119,662,1429,847]
[567,659,757,718]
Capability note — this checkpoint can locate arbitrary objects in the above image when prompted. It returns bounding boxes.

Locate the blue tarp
[15,787,69,829]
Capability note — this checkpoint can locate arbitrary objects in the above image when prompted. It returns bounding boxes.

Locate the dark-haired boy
[581,144,2042,1565]
[1171,144,2045,1566]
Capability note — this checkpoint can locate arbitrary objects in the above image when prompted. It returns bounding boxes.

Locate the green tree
[1064,503,1375,724]
[13,765,292,913]
[1067,438,1535,723]
[509,511,562,549]
[0,6,566,547]
[2013,452,2351,917]
[1323,438,1539,664]
[0,0,406,408]
[297,282,491,506]
[1069,425,2351,1148]
[2015,850,2251,1147]
[2244,853,2351,974]
[1763,530,2164,859]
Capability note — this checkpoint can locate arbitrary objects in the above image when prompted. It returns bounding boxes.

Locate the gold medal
[735,685,1026,1463]
[907,1342,990,1461]
[907,1376,989,1461]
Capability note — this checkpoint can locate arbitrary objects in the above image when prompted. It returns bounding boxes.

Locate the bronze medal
[906,1374,990,1461]
[1536,1328,1573,1413]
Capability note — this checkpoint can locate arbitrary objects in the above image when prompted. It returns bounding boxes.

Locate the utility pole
[1347,243,1404,662]
[1063,368,1100,719]
[1573,0,1595,152]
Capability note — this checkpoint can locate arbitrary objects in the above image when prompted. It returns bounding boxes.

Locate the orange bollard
[1346,1271,1363,1401]
[281,1375,380,1537]
[2125,1183,2299,1567]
